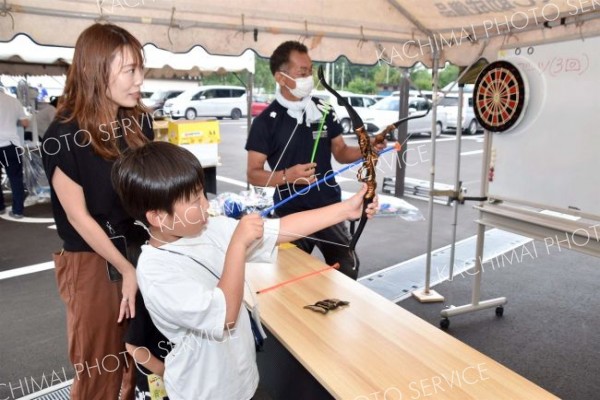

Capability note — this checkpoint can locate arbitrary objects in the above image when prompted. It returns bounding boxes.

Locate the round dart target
[473,60,527,132]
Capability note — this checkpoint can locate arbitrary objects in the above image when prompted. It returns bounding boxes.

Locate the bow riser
[318,65,377,251]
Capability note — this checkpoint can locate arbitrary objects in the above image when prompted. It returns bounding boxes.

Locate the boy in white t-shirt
[112,141,377,400]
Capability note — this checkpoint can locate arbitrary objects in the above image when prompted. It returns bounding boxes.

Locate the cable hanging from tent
[0,0,15,30]
[575,15,586,41]
[357,26,367,49]
[167,7,180,46]
[234,14,248,39]
[94,1,109,24]
[501,31,519,48]
[298,20,309,44]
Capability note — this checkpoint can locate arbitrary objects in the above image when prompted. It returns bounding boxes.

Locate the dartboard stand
[439,43,600,329]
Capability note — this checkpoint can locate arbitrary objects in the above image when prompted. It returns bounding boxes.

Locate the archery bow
[260,144,399,217]
[317,65,431,250]
[317,65,377,250]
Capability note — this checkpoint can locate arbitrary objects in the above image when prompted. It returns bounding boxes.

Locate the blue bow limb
[260,145,398,217]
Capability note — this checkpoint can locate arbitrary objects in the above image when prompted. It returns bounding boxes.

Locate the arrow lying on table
[256,263,340,294]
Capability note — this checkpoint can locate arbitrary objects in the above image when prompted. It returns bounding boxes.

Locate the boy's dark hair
[112,141,205,224]
[270,41,309,75]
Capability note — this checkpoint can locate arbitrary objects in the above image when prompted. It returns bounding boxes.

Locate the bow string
[317,66,432,250]
[262,68,431,252]
[317,65,377,250]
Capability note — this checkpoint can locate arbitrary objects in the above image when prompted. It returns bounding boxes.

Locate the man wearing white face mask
[246,41,385,279]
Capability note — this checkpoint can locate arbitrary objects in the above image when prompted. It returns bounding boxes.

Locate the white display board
[487,36,600,218]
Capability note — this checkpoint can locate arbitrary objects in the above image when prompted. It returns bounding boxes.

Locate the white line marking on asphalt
[0,212,55,224]
[407,135,482,145]
[0,261,55,281]
[216,175,247,188]
[404,137,456,145]
[460,150,483,156]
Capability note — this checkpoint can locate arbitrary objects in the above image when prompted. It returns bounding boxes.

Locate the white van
[364,96,446,138]
[163,85,247,120]
[440,94,481,135]
[312,90,378,133]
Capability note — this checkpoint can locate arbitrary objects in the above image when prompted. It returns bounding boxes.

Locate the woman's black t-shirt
[42,114,154,252]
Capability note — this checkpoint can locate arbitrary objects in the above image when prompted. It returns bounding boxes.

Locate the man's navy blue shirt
[246,98,344,214]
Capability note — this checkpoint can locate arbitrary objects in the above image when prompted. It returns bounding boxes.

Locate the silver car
[441,94,481,135]
[163,85,247,120]
[312,90,378,134]
[364,96,446,138]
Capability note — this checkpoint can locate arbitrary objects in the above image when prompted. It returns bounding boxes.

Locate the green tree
[405,63,460,91]
[253,56,275,93]
[347,77,377,94]
[187,54,275,94]
[410,68,432,90]
[438,64,459,89]
[187,56,457,96]
[201,72,243,86]
[373,64,400,86]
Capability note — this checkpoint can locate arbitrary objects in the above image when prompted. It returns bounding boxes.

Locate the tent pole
[413,48,444,303]
[394,68,409,198]
[246,72,254,190]
[448,83,465,279]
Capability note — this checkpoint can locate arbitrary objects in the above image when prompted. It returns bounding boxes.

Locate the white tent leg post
[447,83,465,279]
[413,48,444,303]
[246,72,254,190]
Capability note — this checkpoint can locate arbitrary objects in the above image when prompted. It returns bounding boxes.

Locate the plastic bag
[21,147,51,203]
[209,188,273,218]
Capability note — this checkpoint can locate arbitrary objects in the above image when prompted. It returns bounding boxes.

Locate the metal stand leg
[440,223,507,328]
[439,130,506,329]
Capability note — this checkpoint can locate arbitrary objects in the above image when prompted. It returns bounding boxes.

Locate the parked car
[312,90,378,133]
[143,90,184,117]
[251,94,271,117]
[163,85,247,120]
[442,94,481,135]
[364,96,446,138]
[390,89,423,98]
[0,86,15,96]
[390,90,443,100]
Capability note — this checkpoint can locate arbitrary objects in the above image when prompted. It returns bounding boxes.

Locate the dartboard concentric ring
[473,60,526,132]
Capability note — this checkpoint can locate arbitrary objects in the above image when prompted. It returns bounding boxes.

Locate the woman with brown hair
[42,23,152,399]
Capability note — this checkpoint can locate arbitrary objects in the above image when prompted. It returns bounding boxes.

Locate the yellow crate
[167,119,220,145]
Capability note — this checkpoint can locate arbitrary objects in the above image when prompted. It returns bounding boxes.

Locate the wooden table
[246,246,558,400]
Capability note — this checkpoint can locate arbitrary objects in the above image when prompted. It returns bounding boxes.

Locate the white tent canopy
[0,34,72,75]
[0,33,255,77]
[143,43,255,78]
[1,1,600,67]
